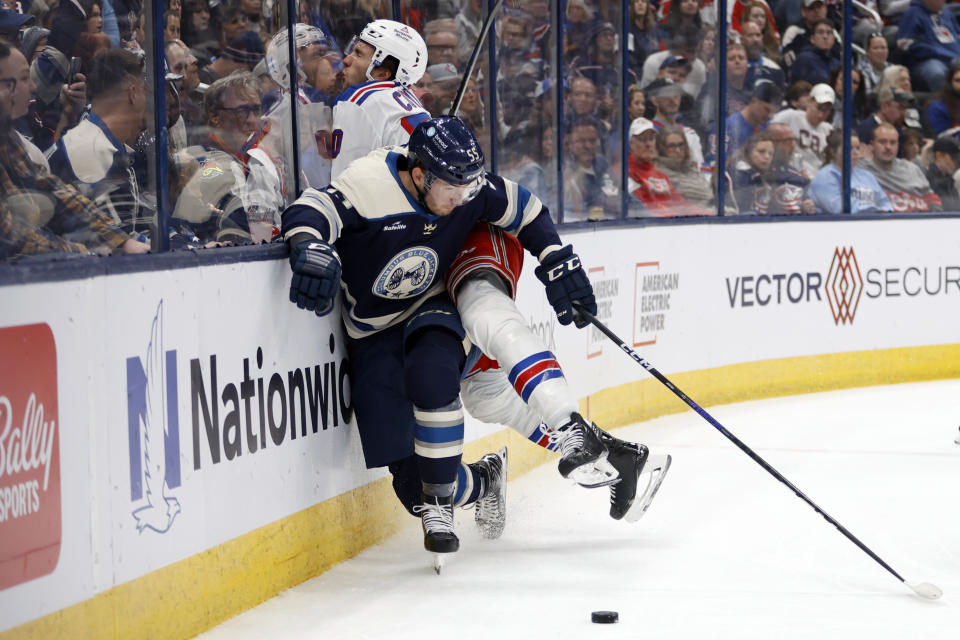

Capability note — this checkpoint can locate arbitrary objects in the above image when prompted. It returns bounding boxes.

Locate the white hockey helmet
[265,24,331,89]
[352,19,427,86]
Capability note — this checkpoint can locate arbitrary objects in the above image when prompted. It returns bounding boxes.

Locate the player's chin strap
[410,166,439,216]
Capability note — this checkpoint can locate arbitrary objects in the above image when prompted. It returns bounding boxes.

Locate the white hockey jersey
[771,108,833,181]
[330,80,431,179]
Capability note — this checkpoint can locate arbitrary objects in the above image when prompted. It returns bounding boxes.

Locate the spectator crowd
[3,0,960,261]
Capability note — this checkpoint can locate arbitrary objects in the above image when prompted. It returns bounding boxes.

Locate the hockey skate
[472,447,508,540]
[592,429,671,522]
[551,413,618,487]
[414,493,459,574]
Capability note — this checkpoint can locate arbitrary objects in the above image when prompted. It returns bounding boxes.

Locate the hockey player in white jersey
[330,19,431,177]
[327,20,669,529]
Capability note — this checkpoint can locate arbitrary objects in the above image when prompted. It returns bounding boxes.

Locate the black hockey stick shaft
[573,304,912,588]
[448,0,505,117]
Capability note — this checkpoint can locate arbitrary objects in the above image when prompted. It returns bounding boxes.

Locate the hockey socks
[413,401,464,497]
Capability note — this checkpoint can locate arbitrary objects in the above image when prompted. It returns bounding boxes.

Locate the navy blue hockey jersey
[282,146,562,338]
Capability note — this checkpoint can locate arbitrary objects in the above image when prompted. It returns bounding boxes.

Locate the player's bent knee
[404,326,464,409]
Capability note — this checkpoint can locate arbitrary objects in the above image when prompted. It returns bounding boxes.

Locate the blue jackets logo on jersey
[375,247,438,299]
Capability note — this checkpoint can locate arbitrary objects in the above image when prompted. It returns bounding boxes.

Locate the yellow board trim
[4,344,959,640]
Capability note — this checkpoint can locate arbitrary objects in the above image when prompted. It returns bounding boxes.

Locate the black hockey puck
[591,610,619,624]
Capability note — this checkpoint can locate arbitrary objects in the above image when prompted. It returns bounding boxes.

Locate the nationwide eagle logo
[374,247,439,299]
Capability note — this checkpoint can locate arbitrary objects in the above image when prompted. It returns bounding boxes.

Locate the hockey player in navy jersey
[325,19,669,534]
[282,117,612,561]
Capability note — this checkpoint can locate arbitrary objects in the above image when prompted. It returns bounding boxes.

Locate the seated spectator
[562,116,619,220]
[628,84,648,122]
[423,62,460,116]
[18,26,49,63]
[174,72,283,243]
[627,117,711,217]
[790,19,841,86]
[781,0,837,72]
[165,9,181,43]
[655,124,736,214]
[641,25,707,98]
[741,20,784,88]
[877,64,922,130]
[730,131,776,214]
[696,27,717,76]
[0,40,149,259]
[647,78,705,169]
[192,2,251,67]
[48,49,150,238]
[829,66,868,128]
[659,0,703,43]
[857,86,909,147]
[809,129,892,213]
[181,0,217,54]
[571,21,622,102]
[771,83,834,180]
[897,0,960,92]
[902,127,924,165]
[566,75,609,132]
[926,136,960,210]
[738,1,781,63]
[859,31,889,95]
[500,119,552,208]
[424,18,460,67]
[926,60,960,135]
[766,121,817,213]
[859,122,943,211]
[785,80,812,111]
[20,46,87,152]
[628,0,660,71]
[166,39,204,135]
[713,78,781,162]
[198,30,264,85]
[74,32,113,73]
[694,42,752,133]
[563,0,598,60]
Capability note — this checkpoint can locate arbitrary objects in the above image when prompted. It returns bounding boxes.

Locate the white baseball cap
[810,83,836,105]
[629,117,656,137]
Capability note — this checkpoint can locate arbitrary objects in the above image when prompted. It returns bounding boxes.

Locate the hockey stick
[447,0,506,117]
[572,303,943,600]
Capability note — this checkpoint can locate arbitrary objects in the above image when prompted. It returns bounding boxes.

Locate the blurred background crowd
[2,0,960,261]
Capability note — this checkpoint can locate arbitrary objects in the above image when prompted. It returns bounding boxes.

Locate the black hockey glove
[288,238,342,317]
[534,245,596,328]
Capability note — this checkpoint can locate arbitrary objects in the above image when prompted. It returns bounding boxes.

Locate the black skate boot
[552,413,617,487]
[415,493,459,554]
[600,433,649,520]
[472,447,507,539]
[597,428,671,522]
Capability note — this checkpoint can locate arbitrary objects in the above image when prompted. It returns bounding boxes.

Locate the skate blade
[433,553,443,575]
[624,454,671,523]
[569,453,619,488]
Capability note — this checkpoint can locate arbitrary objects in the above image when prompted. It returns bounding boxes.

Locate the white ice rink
[196,380,960,640]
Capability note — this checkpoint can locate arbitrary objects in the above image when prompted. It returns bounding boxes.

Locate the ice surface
[195,380,960,640]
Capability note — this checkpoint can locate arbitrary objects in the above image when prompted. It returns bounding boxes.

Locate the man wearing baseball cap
[647,78,704,170]
[714,78,782,160]
[857,85,910,147]
[771,83,835,180]
[627,117,710,217]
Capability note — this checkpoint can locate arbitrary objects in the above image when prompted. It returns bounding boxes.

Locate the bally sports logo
[0,323,62,591]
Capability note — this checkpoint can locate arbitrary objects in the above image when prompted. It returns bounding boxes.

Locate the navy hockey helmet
[407,116,485,186]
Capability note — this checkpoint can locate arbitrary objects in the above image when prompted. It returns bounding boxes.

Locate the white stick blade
[908,582,943,600]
